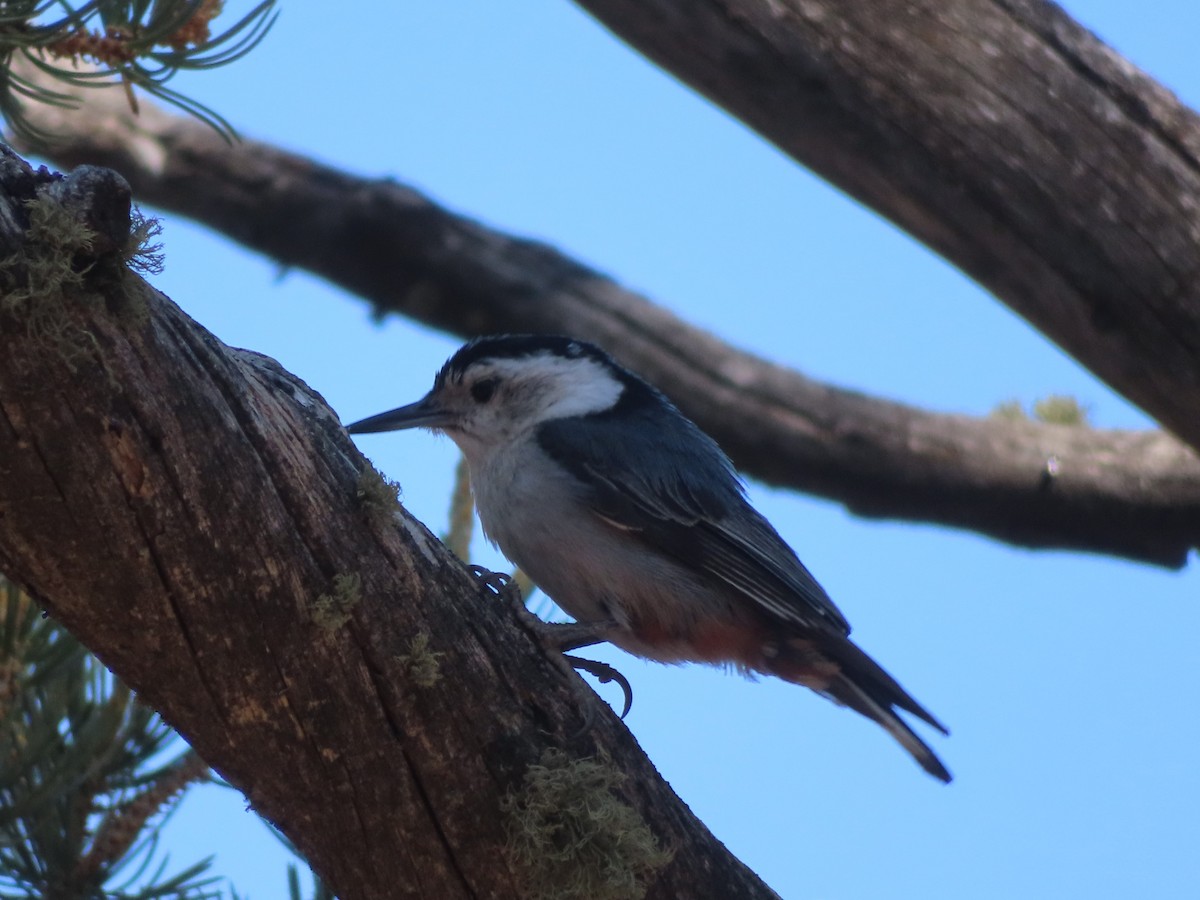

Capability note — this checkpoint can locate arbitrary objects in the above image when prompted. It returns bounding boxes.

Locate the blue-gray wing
[537,408,851,636]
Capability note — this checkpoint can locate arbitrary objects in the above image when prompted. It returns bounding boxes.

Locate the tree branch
[0,150,777,900]
[17,84,1200,568]
[568,0,1200,448]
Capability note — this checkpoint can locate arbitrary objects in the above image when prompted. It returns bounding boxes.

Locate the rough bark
[18,86,1200,568]
[569,0,1200,449]
[0,150,777,900]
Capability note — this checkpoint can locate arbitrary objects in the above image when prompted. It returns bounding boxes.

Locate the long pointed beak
[345,396,456,434]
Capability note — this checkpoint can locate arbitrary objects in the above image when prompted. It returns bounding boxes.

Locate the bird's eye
[470,378,499,403]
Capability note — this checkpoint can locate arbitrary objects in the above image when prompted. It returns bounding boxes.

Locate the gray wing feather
[537,410,851,635]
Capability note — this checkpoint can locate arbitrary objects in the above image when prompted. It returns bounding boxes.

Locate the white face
[431,351,624,461]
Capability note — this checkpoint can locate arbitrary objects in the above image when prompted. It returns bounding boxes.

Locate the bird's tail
[773,636,952,783]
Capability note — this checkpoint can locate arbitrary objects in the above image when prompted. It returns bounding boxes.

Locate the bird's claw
[468,564,513,598]
[563,654,634,719]
[469,565,543,628]
[468,564,633,722]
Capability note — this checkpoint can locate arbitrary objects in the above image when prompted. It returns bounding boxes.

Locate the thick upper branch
[567,0,1200,448]
[18,88,1200,567]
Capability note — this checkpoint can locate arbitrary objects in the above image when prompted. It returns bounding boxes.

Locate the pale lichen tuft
[356,465,402,527]
[0,193,98,360]
[122,206,165,276]
[502,749,672,900]
[990,399,1027,421]
[396,632,444,688]
[311,573,362,637]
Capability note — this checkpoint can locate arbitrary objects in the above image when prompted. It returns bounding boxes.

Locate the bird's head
[346,334,631,461]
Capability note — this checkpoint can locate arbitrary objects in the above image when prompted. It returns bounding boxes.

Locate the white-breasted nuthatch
[347,334,951,782]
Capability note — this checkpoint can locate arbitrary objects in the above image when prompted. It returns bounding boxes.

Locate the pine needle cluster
[0,577,218,899]
[0,0,278,141]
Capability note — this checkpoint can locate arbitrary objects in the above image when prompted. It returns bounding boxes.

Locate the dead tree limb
[18,87,1200,568]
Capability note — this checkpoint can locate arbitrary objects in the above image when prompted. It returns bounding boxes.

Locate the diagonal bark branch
[17,85,1200,568]
[568,0,1200,450]
[0,150,777,900]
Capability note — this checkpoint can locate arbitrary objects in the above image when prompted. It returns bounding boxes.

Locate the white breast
[466,437,735,662]
[470,437,607,617]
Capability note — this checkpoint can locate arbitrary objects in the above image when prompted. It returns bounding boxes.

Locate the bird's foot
[468,565,633,720]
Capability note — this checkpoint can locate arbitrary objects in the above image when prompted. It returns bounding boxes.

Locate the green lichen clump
[356,465,402,527]
[1032,394,1090,426]
[311,572,362,637]
[395,632,444,688]
[991,394,1091,426]
[990,399,1026,422]
[502,750,673,900]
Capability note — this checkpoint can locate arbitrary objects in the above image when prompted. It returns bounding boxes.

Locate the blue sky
[104,2,1200,897]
